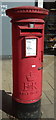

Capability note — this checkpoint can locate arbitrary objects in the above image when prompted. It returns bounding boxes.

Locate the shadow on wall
[0,90,18,119]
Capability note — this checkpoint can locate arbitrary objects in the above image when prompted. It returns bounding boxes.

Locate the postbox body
[12,19,44,104]
[6,6,48,105]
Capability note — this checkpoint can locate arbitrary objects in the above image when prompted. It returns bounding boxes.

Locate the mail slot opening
[21,29,42,33]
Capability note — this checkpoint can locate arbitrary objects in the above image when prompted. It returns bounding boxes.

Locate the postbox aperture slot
[21,29,42,33]
[25,38,37,57]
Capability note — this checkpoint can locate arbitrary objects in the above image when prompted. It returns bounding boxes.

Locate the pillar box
[6,6,49,119]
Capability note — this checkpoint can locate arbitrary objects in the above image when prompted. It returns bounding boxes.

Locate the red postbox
[6,6,48,119]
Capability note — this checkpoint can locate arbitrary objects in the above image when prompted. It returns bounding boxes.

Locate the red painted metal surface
[6,6,48,104]
[6,6,49,19]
